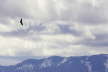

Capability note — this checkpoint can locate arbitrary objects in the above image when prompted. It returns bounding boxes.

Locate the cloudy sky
[0,0,108,65]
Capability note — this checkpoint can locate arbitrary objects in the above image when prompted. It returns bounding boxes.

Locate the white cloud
[0,0,107,60]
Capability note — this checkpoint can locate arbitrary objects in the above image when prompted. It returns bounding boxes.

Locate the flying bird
[20,18,23,26]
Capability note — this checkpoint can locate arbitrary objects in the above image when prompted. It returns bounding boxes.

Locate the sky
[0,0,108,65]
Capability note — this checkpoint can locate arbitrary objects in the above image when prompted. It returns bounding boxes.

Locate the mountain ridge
[0,54,107,72]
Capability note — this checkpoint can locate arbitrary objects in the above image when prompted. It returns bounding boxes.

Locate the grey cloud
[76,3,108,24]
[0,0,108,58]
[0,0,31,18]
[80,33,108,47]
[0,0,108,24]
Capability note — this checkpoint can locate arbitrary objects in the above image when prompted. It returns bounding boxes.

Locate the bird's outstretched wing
[20,18,23,26]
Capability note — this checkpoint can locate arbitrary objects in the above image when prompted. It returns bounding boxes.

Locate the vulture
[20,18,23,26]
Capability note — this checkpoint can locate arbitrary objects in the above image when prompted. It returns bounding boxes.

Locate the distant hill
[0,54,108,72]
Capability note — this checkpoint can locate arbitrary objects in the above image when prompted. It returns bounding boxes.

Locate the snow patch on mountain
[104,59,108,72]
[58,57,68,66]
[84,61,92,72]
[17,64,33,70]
[40,59,52,68]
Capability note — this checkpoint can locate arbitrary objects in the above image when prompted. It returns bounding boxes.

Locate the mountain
[0,54,107,72]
